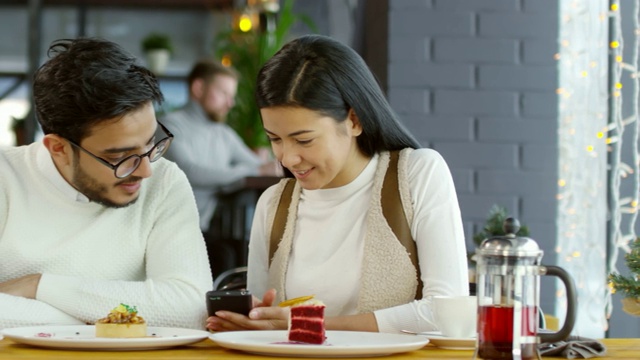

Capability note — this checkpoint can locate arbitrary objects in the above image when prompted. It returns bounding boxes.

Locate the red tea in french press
[474,218,577,360]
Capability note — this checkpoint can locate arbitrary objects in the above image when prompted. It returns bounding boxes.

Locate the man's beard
[72,162,140,208]
[206,110,227,123]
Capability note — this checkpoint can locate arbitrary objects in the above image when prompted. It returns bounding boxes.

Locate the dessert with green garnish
[95,303,147,338]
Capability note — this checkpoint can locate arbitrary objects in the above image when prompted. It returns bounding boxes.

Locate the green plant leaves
[472,204,530,247]
[142,33,173,54]
[610,237,640,299]
[213,0,317,149]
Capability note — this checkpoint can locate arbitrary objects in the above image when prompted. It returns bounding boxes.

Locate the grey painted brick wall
[388,0,559,310]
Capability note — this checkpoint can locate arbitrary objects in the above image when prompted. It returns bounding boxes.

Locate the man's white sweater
[0,142,212,330]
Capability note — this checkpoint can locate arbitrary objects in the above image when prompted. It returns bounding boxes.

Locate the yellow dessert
[278,295,316,307]
[95,303,147,338]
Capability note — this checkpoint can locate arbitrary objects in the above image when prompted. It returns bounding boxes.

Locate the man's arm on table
[1,169,212,330]
[0,292,84,329]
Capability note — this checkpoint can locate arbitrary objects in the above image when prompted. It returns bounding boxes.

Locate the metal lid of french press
[475,217,543,257]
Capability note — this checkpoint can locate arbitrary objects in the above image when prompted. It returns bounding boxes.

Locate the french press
[474,218,577,360]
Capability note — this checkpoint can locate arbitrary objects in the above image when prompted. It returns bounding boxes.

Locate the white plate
[210,330,429,357]
[1,325,210,351]
[420,331,475,350]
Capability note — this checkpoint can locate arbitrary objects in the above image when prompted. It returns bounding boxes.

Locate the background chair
[212,266,247,291]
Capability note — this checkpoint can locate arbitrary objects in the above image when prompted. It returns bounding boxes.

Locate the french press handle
[539,265,577,343]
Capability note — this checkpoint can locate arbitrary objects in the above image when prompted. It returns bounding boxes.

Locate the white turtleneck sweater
[247,149,468,334]
[0,142,212,330]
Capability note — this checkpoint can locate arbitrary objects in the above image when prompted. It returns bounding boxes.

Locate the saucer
[419,331,475,350]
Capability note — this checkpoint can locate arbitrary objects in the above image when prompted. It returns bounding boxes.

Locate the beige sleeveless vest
[265,149,418,313]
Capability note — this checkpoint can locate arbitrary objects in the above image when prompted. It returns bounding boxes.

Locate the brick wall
[388,0,559,309]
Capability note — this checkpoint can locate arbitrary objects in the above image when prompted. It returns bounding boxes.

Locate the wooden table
[0,337,638,359]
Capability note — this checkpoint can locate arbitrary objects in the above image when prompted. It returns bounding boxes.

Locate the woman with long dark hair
[207,35,467,334]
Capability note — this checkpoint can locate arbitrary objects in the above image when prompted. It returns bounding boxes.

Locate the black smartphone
[206,290,252,316]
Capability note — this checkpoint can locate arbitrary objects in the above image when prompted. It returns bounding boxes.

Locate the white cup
[418,295,477,338]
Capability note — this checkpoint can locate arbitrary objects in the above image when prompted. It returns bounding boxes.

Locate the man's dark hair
[33,37,164,143]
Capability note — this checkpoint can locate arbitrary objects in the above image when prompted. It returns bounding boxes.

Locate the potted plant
[610,238,640,315]
[468,205,530,283]
[214,0,316,149]
[141,33,173,75]
[470,205,530,259]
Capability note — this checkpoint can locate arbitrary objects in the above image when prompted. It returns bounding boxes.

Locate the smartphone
[206,290,252,316]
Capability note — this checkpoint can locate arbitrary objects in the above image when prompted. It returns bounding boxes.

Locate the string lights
[557,0,609,338]
[607,0,640,316]
[558,0,640,337]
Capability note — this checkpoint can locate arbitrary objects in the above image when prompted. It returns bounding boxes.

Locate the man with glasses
[0,38,212,330]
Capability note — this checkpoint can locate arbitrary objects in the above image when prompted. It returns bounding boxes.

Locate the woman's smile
[261,106,368,190]
[292,168,313,179]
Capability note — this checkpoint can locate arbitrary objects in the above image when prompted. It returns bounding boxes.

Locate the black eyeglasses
[66,121,174,179]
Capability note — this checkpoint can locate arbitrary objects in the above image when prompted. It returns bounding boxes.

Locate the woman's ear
[348,108,363,136]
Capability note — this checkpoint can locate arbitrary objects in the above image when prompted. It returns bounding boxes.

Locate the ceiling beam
[0,0,234,10]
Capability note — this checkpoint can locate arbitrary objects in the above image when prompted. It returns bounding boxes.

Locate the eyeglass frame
[65,121,174,179]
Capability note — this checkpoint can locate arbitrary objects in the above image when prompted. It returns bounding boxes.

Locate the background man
[162,59,281,277]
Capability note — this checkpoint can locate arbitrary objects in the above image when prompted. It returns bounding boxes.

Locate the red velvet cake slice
[289,302,326,344]
[280,295,326,344]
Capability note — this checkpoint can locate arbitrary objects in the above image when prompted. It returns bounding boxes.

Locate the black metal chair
[212,266,247,291]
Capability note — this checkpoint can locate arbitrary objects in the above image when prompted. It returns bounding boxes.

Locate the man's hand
[0,274,42,299]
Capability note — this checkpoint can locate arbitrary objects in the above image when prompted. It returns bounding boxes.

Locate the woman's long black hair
[256,34,420,158]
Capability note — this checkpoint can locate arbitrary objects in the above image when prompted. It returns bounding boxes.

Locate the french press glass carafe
[474,218,577,360]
